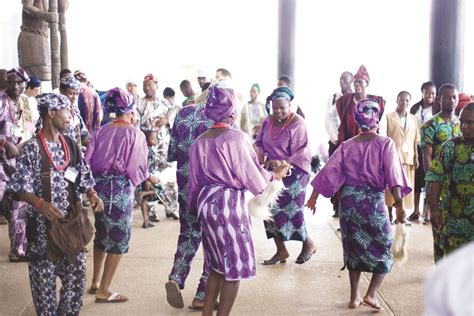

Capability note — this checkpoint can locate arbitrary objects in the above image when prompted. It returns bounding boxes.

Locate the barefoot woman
[307,100,411,309]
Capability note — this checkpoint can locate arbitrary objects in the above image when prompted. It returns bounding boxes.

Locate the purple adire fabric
[29,251,87,314]
[204,85,235,121]
[254,113,311,242]
[188,129,271,210]
[188,128,271,280]
[8,203,28,257]
[255,114,311,173]
[264,167,309,241]
[310,135,412,273]
[37,92,70,111]
[339,184,393,273]
[198,185,256,281]
[60,75,81,90]
[7,67,29,82]
[167,102,213,299]
[93,174,133,254]
[103,87,135,115]
[84,124,149,187]
[353,99,380,131]
[310,136,412,198]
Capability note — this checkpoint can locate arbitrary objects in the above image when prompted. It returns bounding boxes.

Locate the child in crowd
[139,130,179,228]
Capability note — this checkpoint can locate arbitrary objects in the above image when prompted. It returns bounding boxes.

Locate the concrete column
[430,0,465,90]
[278,0,296,89]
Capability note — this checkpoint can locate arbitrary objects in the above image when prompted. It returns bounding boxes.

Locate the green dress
[425,136,474,260]
[421,114,461,262]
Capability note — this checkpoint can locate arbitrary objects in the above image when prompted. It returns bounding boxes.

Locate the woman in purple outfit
[255,86,316,265]
[188,84,288,315]
[306,99,411,310]
[85,87,158,303]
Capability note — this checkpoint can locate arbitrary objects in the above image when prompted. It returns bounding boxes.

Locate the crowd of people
[0,63,473,315]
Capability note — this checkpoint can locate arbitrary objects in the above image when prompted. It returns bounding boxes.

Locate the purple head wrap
[354,99,380,131]
[60,75,81,90]
[104,87,135,115]
[7,67,29,83]
[204,84,235,121]
[37,93,71,111]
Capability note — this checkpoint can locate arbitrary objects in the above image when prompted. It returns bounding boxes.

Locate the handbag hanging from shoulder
[36,135,94,261]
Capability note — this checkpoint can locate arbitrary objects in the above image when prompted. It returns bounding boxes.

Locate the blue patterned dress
[85,123,149,255]
[310,136,411,273]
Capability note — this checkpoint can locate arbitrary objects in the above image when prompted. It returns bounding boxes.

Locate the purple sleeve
[229,135,272,195]
[83,133,95,164]
[383,139,412,197]
[126,131,150,186]
[310,144,346,198]
[287,120,311,172]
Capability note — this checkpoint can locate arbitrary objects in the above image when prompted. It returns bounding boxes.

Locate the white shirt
[423,242,474,316]
[414,106,433,127]
[325,92,342,144]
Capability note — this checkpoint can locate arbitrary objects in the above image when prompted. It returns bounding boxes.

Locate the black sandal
[407,212,420,221]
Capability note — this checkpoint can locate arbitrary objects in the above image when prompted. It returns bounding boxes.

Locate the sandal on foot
[362,298,383,310]
[142,221,155,228]
[149,215,160,222]
[165,280,184,309]
[295,249,316,264]
[166,210,180,220]
[88,287,99,295]
[407,212,420,221]
[95,292,129,303]
[262,255,288,265]
[188,301,219,311]
[9,255,29,263]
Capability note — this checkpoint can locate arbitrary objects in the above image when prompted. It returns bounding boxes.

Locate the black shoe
[407,212,420,221]
[142,221,155,228]
[149,215,160,222]
[166,210,179,220]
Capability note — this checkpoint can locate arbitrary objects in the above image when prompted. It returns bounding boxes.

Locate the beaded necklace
[113,119,132,125]
[38,130,70,171]
[269,113,294,139]
[7,97,21,122]
[211,122,230,129]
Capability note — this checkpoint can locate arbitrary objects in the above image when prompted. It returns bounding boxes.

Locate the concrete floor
[0,198,434,315]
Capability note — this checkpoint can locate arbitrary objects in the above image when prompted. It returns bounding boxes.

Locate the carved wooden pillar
[49,0,60,89]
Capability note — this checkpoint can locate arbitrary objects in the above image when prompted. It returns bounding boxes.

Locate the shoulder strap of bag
[36,136,52,203]
[36,135,81,203]
[62,135,81,204]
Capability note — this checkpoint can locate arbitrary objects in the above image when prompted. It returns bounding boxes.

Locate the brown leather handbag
[36,135,94,261]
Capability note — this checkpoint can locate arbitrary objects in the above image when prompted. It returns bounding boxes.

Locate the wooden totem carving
[18,0,69,88]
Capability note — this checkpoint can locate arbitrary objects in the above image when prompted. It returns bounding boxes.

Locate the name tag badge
[13,125,22,138]
[402,142,410,153]
[64,167,79,183]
